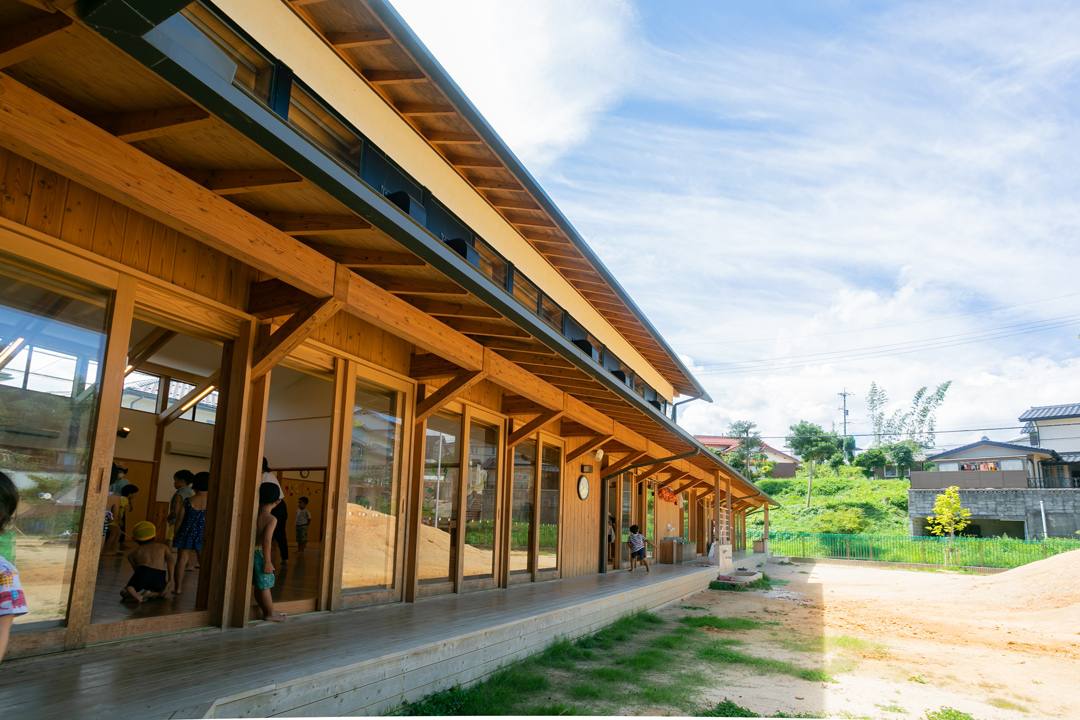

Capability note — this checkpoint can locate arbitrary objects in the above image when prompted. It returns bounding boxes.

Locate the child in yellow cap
[121,521,174,603]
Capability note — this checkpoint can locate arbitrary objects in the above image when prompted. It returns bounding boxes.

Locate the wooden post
[763,503,770,556]
[64,275,136,650]
[403,414,427,603]
[229,324,272,628]
[497,420,516,588]
[324,358,356,611]
[724,474,732,545]
[530,439,542,582]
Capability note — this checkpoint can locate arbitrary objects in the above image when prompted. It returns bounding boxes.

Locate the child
[171,472,208,595]
[295,496,311,554]
[167,470,197,571]
[0,472,27,663]
[121,521,174,603]
[117,484,140,550]
[626,524,654,572]
[102,490,122,555]
[254,482,286,623]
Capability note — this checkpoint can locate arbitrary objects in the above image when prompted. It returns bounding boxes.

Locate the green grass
[535,638,594,669]
[698,699,760,717]
[589,665,636,683]
[523,702,589,715]
[678,615,766,630]
[681,605,706,610]
[826,634,888,657]
[987,697,1028,712]
[615,648,667,671]
[648,633,686,649]
[923,709,975,720]
[574,611,663,650]
[709,577,773,591]
[399,666,549,715]
[697,640,836,683]
[877,705,908,714]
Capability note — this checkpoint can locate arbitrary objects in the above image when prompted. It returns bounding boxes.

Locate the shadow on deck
[3,560,755,718]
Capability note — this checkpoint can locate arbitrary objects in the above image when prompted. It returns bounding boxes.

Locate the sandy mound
[965,548,1080,609]
[342,503,494,588]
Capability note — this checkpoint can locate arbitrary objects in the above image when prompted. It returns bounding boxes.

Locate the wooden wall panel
[655,492,680,543]
[312,313,411,377]
[559,434,601,578]
[422,375,503,413]
[0,147,254,311]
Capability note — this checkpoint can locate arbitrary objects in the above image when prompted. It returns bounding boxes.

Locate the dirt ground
[684,560,1080,718]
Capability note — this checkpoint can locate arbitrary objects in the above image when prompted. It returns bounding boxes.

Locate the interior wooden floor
[1,559,753,719]
[89,545,322,625]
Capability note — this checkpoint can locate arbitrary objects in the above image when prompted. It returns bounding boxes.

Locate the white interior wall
[263,368,333,470]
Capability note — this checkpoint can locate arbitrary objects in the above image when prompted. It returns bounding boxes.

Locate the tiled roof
[1018,403,1080,422]
[1057,453,1080,464]
[694,436,800,464]
[928,439,1059,461]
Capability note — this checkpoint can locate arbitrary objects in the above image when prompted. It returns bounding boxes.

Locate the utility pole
[838,388,853,461]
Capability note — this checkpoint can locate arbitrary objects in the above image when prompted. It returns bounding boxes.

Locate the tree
[725,420,768,480]
[785,421,839,508]
[853,447,887,478]
[866,381,952,447]
[926,486,972,566]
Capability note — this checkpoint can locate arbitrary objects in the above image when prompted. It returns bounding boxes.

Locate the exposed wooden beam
[125,328,176,373]
[518,228,568,243]
[248,278,315,319]
[564,395,614,435]
[183,168,303,195]
[566,434,615,464]
[158,371,220,426]
[467,337,549,353]
[502,212,558,229]
[485,350,562,410]
[396,102,456,116]
[409,353,463,380]
[467,177,524,191]
[484,196,539,210]
[423,131,482,145]
[501,395,543,415]
[405,298,501,319]
[495,351,569,366]
[415,371,487,423]
[363,69,427,85]
[306,243,424,268]
[445,155,502,168]
[443,318,530,338]
[640,462,675,482]
[325,31,392,48]
[0,13,72,69]
[92,106,214,143]
[603,450,649,478]
[253,212,371,235]
[658,470,690,489]
[358,274,466,296]
[508,408,564,446]
[516,363,590,380]
[251,296,344,380]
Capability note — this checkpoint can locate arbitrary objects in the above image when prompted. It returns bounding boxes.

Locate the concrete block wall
[909,489,1080,538]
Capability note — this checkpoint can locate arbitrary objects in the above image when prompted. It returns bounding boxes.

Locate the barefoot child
[102,490,122,556]
[254,482,286,623]
[121,521,174,603]
[626,524,654,572]
[295,496,311,555]
[171,472,208,595]
[0,472,28,664]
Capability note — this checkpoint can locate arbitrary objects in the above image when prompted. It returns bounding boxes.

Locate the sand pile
[341,503,494,587]
[965,548,1080,610]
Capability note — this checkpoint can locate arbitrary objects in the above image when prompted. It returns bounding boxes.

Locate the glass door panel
[537,444,561,571]
[420,411,460,584]
[509,439,535,576]
[462,419,498,580]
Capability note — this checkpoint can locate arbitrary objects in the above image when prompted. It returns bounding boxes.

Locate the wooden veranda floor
[2,560,748,718]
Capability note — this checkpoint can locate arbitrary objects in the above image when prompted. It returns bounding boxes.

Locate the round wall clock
[577,475,590,500]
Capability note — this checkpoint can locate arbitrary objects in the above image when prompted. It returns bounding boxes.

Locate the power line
[751,420,1080,440]
[678,291,1080,347]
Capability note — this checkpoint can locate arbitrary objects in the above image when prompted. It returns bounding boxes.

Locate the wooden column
[763,504,770,554]
[529,441,542,582]
[497,421,516,588]
[725,475,732,545]
[325,358,356,611]
[712,474,722,568]
[64,275,136,650]
[229,325,272,627]
[202,321,256,623]
[403,384,428,602]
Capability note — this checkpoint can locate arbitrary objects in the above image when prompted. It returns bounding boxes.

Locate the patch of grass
[877,704,908,714]
[710,581,750,591]
[699,699,760,717]
[681,605,706,610]
[567,682,615,701]
[649,633,687,649]
[524,701,589,715]
[826,634,888,657]
[575,611,662,650]
[590,665,636,683]
[908,674,928,684]
[535,638,593,669]
[400,666,549,715]
[679,615,764,630]
[616,647,667,671]
[987,697,1028,712]
[777,560,795,565]
[923,709,975,720]
[636,681,701,710]
[798,570,810,574]
[696,640,836,683]
[778,636,824,653]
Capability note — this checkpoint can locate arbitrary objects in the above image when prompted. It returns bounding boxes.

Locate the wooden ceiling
[282,0,701,398]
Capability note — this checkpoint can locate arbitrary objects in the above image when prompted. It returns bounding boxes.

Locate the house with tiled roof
[695,435,801,478]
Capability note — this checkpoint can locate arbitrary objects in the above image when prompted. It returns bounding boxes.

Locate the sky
[389,0,1080,453]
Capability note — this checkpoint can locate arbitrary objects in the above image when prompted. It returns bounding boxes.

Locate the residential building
[1018,402,1080,484]
[695,435,802,478]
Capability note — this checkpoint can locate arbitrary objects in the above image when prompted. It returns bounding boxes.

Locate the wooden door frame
[537,431,565,581]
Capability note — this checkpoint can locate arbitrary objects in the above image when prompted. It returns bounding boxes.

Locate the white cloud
[388,0,638,168]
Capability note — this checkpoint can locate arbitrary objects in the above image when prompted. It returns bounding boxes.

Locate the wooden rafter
[602,450,649,478]
[501,395,543,416]
[248,279,315,319]
[442,318,529,338]
[125,328,176,373]
[423,131,482,145]
[362,69,426,85]
[0,13,72,69]
[496,351,569,366]
[507,408,564,446]
[485,196,539,211]
[92,106,214,142]
[396,102,456,116]
[468,337,546,353]
[359,274,466,296]
[405,298,500,319]
[444,155,502,168]
[467,177,523,191]
[325,31,392,48]
[409,353,462,380]
[658,470,690,489]
[566,434,615,464]
[157,371,220,426]
[253,212,371,235]
[183,169,303,195]
[415,371,487,423]
[307,244,424,268]
[502,212,557,229]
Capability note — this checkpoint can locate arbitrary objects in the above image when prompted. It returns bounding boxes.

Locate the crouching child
[121,521,174,602]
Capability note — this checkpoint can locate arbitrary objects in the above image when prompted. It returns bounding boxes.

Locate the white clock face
[577,475,590,500]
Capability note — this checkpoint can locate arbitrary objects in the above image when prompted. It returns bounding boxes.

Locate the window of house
[883,466,898,478]
[537,443,561,571]
[121,371,161,412]
[539,295,564,333]
[167,380,218,425]
[474,237,508,290]
[937,462,958,472]
[1001,458,1024,471]
[512,272,540,315]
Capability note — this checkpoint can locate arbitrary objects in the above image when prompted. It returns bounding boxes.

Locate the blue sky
[391,0,1080,450]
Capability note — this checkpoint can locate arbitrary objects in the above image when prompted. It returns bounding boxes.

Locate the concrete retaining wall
[909,488,1080,538]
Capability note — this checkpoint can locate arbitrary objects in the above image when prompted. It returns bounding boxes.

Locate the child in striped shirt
[626,524,654,572]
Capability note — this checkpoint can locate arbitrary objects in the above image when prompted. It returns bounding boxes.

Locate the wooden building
[0,0,774,663]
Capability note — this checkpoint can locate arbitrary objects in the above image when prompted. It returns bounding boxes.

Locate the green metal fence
[748,531,1080,569]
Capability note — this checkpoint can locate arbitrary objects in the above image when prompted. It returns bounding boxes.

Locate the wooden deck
[1,561,742,718]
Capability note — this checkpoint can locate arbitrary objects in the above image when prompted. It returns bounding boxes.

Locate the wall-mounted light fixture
[581,465,594,474]
[116,427,131,439]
